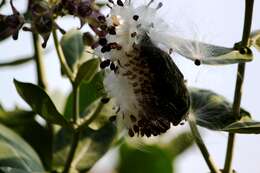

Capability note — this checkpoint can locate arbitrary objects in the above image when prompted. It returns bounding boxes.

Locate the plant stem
[223,0,254,173]
[72,85,80,123]
[62,85,80,173]
[33,34,47,89]
[189,118,221,173]
[62,131,80,173]
[77,101,104,132]
[32,33,53,171]
[52,29,74,82]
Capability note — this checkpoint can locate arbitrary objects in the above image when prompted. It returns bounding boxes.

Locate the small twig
[52,29,74,82]
[72,85,80,123]
[223,0,254,173]
[77,101,105,132]
[33,33,53,170]
[189,117,221,173]
[0,56,34,67]
[62,85,80,173]
[33,34,48,89]
[62,131,80,173]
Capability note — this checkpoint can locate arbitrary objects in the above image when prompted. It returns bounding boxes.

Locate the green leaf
[64,71,105,120]
[157,35,253,65]
[223,120,260,134]
[60,29,85,71]
[74,59,100,87]
[53,122,116,172]
[0,123,44,172]
[250,30,260,51]
[190,88,251,130]
[0,167,32,173]
[118,143,172,173]
[163,131,194,159]
[0,107,52,170]
[0,108,35,125]
[14,79,70,127]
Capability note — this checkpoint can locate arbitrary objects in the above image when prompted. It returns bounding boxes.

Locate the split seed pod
[96,0,190,137]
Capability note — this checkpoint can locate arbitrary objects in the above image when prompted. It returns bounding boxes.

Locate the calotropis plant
[0,0,260,173]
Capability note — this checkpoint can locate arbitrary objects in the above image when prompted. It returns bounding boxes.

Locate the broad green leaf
[250,30,260,51]
[14,79,70,127]
[0,123,44,172]
[53,127,94,172]
[0,107,52,170]
[0,167,31,173]
[0,107,35,125]
[223,120,260,134]
[0,56,34,68]
[118,143,172,173]
[60,29,85,71]
[163,131,194,159]
[53,122,116,172]
[64,71,105,120]
[151,34,253,65]
[74,59,100,87]
[190,88,251,130]
[76,122,116,171]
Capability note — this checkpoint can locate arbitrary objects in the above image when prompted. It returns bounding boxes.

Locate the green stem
[52,29,74,82]
[223,1,254,173]
[77,102,104,132]
[62,131,80,173]
[72,86,80,123]
[32,33,53,171]
[62,85,80,173]
[189,118,221,173]
[33,34,47,89]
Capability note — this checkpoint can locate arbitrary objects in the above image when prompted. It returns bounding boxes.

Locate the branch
[189,117,221,173]
[223,0,254,172]
[52,29,74,82]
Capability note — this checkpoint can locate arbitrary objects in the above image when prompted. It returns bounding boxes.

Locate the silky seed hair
[96,0,190,137]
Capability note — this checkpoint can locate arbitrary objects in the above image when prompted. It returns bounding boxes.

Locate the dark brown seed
[133,15,139,21]
[117,0,124,6]
[101,45,111,53]
[194,59,201,66]
[98,38,107,46]
[131,32,137,37]
[101,97,110,103]
[109,115,117,122]
[100,59,110,69]
[98,15,106,22]
[110,62,116,71]
[133,125,139,132]
[128,129,134,137]
[108,0,115,4]
[130,115,137,122]
[108,26,116,35]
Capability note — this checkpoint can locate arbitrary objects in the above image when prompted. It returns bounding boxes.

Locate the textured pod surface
[95,0,190,137]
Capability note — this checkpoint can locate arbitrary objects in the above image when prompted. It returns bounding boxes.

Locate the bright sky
[0,0,260,173]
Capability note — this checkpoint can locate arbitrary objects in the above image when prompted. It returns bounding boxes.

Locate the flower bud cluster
[1,0,105,48]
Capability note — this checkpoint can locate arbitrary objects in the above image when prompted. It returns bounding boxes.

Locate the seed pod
[98,1,190,137]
